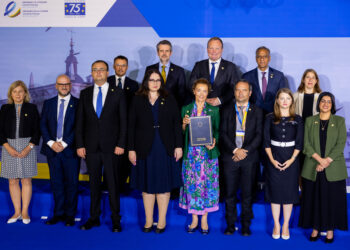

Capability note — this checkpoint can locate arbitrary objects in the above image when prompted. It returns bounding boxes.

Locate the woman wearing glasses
[299,92,348,243]
[128,69,183,233]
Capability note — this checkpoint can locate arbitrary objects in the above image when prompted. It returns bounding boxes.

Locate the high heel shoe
[142,225,153,233]
[7,215,22,224]
[187,224,198,233]
[272,233,280,239]
[22,218,31,224]
[309,233,320,242]
[325,237,334,243]
[200,227,210,235]
[281,234,290,240]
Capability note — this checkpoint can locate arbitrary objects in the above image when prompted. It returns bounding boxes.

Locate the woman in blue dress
[128,69,183,233]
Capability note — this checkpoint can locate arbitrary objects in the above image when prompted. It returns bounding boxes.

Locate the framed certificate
[189,116,213,146]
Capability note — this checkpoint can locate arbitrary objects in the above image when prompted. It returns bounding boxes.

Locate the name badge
[236,130,245,137]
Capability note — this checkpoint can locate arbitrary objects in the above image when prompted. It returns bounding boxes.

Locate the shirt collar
[58,93,71,102]
[115,75,126,82]
[257,67,269,75]
[94,82,109,90]
[209,57,221,65]
[160,61,170,68]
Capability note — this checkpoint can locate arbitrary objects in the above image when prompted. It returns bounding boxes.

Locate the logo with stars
[65,1,85,16]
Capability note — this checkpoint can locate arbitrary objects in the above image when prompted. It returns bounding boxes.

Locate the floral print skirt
[179,146,219,215]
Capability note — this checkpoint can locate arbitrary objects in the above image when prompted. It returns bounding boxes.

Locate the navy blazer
[146,63,187,107]
[242,67,287,113]
[107,75,139,109]
[220,102,263,164]
[189,59,240,106]
[40,95,79,158]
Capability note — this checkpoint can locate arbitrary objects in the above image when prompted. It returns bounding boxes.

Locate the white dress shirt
[257,67,270,94]
[47,94,71,149]
[93,82,109,111]
[209,57,222,80]
[115,75,126,89]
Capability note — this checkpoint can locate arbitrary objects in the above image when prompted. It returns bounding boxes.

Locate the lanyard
[235,102,249,127]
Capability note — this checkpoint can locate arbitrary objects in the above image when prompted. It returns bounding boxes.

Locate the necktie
[56,99,65,139]
[96,87,102,118]
[161,65,166,84]
[262,72,267,100]
[117,78,122,89]
[235,106,245,148]
[210,62,216,85]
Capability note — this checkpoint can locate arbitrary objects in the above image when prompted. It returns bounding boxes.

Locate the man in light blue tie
[40,74,80,227]
[75,60,127,232]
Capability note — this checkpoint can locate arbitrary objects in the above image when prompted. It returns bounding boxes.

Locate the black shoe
[142,226,153,233]
[325,237,334,244]
[187,225,198,233]
[112,223,122,233]
[309,233,320,242]
[200,227,210,235]
[65,217,75,227]
[241,226,251,236]
[155,226,166,234]
[224,226,235,235]
[45,216,65,225]
[80,218,100,230]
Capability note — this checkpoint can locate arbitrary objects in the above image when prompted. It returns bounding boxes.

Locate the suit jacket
[0,103,40,145]
[75,84,127,154]
[40,95,79,158]
[242,67,287,113]
[145,63,187,107]
[220,102,263,164]
[189,59,240,106]
[293,92,320,117]
[302,114,348,182]
[107,75,139,109]
[128,94,182,159]
[181,102,220,160]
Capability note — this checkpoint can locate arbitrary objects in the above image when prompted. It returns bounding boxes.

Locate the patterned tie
[161,65,166,84]
[117,78,122,89]
[56,99,65,139]
[210,62,216,85]
[235,106,245,148]
[262,72,267,100]
[96,87,102,118]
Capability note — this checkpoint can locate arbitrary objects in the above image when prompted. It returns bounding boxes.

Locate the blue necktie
[210,62,216,85]
[57,99,65,139]
[117,78,122,89]
[96,87,102,118]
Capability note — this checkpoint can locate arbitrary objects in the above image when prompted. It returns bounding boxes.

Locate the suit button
[282,135,285,138]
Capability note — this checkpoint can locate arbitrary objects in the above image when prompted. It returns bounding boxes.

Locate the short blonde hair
[7,80,31,104]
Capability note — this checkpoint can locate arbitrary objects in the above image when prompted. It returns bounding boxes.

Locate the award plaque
[189,116,213,146]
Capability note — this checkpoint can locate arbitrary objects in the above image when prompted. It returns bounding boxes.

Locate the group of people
[0,37,347,243]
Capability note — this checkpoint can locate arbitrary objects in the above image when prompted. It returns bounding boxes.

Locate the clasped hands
[5,143,33,158]
[271,158,295,171]
[232,148,248,162]
[316,157,332,172]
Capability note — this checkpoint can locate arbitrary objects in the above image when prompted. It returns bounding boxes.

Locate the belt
[271,140,295,147]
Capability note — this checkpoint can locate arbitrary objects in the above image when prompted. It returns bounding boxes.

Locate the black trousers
[223,159,256,227]
[47,153,80,217]
[86,152,121,223]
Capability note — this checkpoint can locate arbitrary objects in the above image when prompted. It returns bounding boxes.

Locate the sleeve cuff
[47,140,55,148]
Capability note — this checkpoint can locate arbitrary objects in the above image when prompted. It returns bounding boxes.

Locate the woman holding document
[179,78,220,234]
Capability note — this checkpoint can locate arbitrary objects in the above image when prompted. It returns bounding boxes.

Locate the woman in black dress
[264,88,303,240]
[128,69,183,233]
[299,92,348,243]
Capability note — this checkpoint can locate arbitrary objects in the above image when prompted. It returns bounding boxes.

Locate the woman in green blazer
[299,92,348,243]
[179,78,220,235]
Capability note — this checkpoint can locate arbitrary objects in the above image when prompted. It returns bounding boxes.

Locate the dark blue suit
[40,95,80,218]
[242,67,287,113]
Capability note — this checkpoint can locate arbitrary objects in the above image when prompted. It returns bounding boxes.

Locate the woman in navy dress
[264,88,303,240]
[128,69,183,233]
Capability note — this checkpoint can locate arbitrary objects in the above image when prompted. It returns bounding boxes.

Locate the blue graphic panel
[65,2,86,16]
[132,0,350,37]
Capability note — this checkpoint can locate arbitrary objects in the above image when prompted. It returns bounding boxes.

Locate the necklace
[320,120,329,131]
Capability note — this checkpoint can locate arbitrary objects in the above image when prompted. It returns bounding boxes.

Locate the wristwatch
[29,144,34,149]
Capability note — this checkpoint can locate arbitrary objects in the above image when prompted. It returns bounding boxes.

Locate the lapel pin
[111,89,114,92]
[186,110,189,113]
[221,67,224,70]
[126,87,129,90]
[315,121,318,124]
[25,113,28,117]
[70,105,73,108]
[331,124,334,127]
[171,68,174,71]
[270,73,274,79]
[249,108,251,111]
[161,102,164,105]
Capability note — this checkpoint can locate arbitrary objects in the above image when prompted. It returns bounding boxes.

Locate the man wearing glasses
[40,74,80,227]
[75,60,127,232]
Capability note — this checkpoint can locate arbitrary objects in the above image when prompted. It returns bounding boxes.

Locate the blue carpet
[0,179,349,250]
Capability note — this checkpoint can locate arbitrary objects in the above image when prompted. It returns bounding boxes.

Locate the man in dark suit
[107,55,138,189]
[75,60,127,232]
[242,46,287,114]
[107,55,139,108]
[189,37,240,107]
[220,80,263,236]
[145,40,187,107]
[40,74,80,227]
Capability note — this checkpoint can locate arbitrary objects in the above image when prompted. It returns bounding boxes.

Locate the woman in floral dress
[179,78,220,234]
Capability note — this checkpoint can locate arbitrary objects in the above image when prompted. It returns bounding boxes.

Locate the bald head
[56,74,72,97]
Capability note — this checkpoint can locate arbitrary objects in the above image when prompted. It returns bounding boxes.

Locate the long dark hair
[316,92,336,114]
[136,69,168,98]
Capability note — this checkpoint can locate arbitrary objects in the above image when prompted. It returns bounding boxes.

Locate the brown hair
[7,80,31,104]
[207,37,223,49]
[297,69,322,93]
[192,78,212,93]
[273,88,296,123]
[136,69,168,98]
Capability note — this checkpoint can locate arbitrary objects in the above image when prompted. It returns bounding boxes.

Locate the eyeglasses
[115,64,127,68]
[56,83,71,86]
[320,100,332,104]
[256,55,269,59]
[92,68,107,72]
[149,79,161,83]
